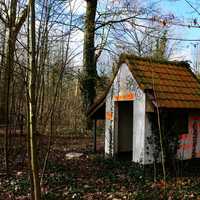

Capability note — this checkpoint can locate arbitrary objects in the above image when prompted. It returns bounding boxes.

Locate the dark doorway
[117,101,133,160]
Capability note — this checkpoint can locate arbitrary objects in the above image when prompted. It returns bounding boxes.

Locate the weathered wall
[105,63,146,163]
[144,113,155,164]
[104,62,200,163]
[177,111,200,160]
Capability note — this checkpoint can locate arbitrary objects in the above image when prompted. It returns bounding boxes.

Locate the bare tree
[0,0,29,171]
[27,0,41,198]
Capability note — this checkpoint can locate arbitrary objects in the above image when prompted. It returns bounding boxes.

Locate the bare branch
[95,15,138,30]
[15,5,28,35]
[0,13,7,24]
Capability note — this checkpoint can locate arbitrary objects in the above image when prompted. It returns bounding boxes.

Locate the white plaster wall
[132,94,145,163]
[105,63,146,163]
[105,87,115,156]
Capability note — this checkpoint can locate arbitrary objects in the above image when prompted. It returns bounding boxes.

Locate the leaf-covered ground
[1,135,200,199]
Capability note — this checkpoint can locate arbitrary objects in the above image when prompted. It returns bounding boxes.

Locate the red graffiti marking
[190,116,200,121]
[179,143,193,150]
[179,134,192,141]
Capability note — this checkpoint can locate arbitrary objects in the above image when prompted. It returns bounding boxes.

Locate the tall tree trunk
[1,0,17,171]
[81,0,98,112]
[0,0,28,171]
[27,0,41,199]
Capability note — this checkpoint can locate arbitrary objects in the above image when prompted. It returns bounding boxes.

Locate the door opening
[117,101,133,160]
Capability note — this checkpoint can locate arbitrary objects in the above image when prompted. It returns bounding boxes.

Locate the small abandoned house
[88,54,200,164]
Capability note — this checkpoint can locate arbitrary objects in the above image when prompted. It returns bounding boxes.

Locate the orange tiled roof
[88,55,200,118]
[123,55,200,109]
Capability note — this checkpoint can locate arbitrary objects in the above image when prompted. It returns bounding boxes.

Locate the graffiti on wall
[112,67,144,102]
[177,116,200,159]
[189,116,200,158]
[125,75,144,100]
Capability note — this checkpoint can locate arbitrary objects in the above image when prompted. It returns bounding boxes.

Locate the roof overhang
[87,95,106,120]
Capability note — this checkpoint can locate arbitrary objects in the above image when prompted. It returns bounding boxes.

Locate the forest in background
[1,0,200,199]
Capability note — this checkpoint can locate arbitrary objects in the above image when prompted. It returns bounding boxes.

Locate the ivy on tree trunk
[81,0,98,113]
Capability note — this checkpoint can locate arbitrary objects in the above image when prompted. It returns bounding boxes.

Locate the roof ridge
[119,53,190,67]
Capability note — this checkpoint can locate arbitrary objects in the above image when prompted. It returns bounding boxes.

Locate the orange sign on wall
[113,92,135,101]
[106,112,113,120]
